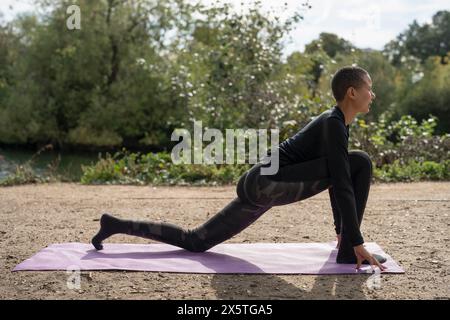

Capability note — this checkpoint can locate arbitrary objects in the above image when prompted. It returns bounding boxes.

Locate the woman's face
[354,74,376,114]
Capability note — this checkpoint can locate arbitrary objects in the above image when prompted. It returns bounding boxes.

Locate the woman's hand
[354,244,387,271]
[336,234,341,249]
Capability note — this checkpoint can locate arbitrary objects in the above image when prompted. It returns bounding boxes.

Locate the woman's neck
[336,102,357,126]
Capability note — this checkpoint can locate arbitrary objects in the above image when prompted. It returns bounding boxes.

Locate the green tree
[385,10,450,65]
[168,0,304,130]
[0,0,199,149]
[303,33,356,97]
[305,32,354,58]
[395,55,450,134]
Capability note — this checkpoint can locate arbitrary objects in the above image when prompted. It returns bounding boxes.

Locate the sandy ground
[0,182,449,300]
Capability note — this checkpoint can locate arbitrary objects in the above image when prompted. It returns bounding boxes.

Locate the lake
[0,147,103,182]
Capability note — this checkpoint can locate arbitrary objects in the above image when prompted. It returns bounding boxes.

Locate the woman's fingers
[354,246,388,272]
[356,254,363,269]
[356,253,386,272]
[365,255,387,273]
[371,257,387,271]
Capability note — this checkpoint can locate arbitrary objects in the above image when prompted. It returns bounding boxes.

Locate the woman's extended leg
[92,198,271,252]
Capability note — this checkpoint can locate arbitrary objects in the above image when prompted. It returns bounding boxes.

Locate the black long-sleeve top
[277,105,364,246]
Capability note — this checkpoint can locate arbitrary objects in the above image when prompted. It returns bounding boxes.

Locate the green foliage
[351,113,449,167]
[305,32,354,58]
[0,2,449,186]
[80,149,250,185]
[393,55,450,134]
[1,3,449,148]
[79,146,450,186]
[168,0,304,130]
[384,10,450,65]
[0,0,198,148]
[374,159,450,182]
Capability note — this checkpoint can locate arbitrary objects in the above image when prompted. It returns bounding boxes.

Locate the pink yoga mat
[13,242,404,274]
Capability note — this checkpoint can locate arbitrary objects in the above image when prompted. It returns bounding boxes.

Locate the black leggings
[117,150,372,253]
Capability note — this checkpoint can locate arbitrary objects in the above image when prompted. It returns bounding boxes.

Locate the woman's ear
[346,86,357,100]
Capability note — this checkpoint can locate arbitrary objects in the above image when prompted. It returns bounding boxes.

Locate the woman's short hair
[331,66,369,102]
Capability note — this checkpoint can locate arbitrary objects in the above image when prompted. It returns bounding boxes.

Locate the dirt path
[1,182,449,300]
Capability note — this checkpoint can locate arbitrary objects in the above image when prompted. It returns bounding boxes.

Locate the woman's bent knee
[349,150,373,173]
[182,230,212,252]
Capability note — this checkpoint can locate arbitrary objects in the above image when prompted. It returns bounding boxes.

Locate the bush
[351,113,450,167]
[80,149,251,186]
[374,159,450,182]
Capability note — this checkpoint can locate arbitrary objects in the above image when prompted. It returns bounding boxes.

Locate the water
[0,147,103,181]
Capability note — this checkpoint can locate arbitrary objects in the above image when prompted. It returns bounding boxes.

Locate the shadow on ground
[211,273,371,299]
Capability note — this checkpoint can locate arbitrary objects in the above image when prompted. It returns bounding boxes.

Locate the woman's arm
[324,118,363,247]
[329,186,342,248]
[328,186,341,235]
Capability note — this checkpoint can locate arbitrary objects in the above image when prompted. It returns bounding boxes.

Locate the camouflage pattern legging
[118,150,372,253]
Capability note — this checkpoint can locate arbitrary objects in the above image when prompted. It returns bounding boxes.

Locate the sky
[1,0,449,57]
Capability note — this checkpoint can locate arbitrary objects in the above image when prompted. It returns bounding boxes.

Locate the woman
[92,66,386,271]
